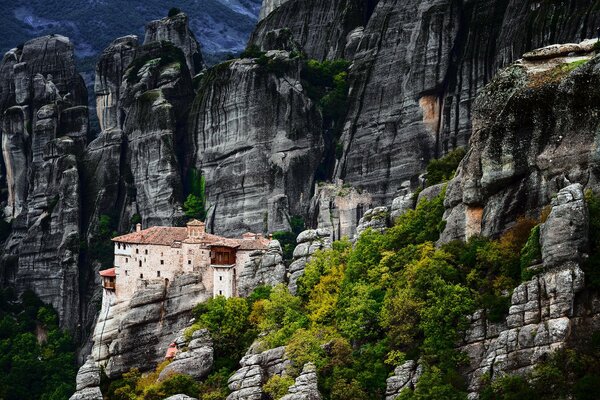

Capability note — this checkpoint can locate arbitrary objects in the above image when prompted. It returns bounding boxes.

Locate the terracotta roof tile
[99,267,116,277]
[112,226,270,250]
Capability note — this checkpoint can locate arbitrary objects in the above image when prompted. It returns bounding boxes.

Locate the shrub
[425,148,466,186]
[263,375,295,399]
[184,169,207,221]
[168,7,182,17]
[520,225,541,280]
[240,45,265,59]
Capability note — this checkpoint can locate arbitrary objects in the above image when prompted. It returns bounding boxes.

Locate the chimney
[136,223,142,232]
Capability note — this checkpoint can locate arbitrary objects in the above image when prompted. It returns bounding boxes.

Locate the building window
[219,276,223,281]
[125,270,129,276]
[219,290,222,295]
[125,258,128,263]
[188,260,191,265]
[117,243,121,249]
[139,261,142,267]
[145,249,148,255]
[160,260,164,265]
[161,252,164,257]
[140,273,144,279]
[157,271,161,277]
[136,249,139,254]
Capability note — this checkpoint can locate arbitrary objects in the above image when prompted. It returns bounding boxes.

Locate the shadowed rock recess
[1,0,600,398]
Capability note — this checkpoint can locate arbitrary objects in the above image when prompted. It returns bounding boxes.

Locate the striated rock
[92,273,211,378]
[385,360,423,400]
[251,0,373,60]
[238,240,287,297]
[309,181,372,241]
[144,12,204,76]
[189,53,323,236]
[0,35,88,332]
[69,357,103,400]
[159,329,214,381]
[259,0,291,20]
[334,0,600,207]
[280,363,322,400]
[540,184,588,267]
[288,229,331,294]
[355,206,390,237]
[227,346,289,400]
[523,43,584,61]
[440,51,600,242]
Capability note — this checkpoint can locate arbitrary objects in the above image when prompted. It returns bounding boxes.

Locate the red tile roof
[99,267,116,277]
[112,226,270,250]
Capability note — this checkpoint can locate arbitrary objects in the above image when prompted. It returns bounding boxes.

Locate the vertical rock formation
[258,0,291,21]
[144,12,204,76]
[238,240,287,297]
[189,52,324,236]
[333,0,600,207]
[227,346,289,400]
[441,46,600,242]
[288,229,331,294]
[69,357,103,400]
[280,363,322,400]
[251,0,375,60]
[0,35,88,332]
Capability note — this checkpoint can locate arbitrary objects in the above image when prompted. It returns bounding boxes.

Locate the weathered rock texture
[144,12,204,76]
[335,0,600,207]
[355,206,390,237]
[288,229,331,294]
[0,35,88,332]
[251,0,376,60]
[238,240,287,297]
[458,183,592,397]
[92,273,211,378]
[385,360,423,400]
[259,0,291,21]
[159,328,214,381]
[309,181,372,241]
[441,49,600,242]
[280,362,322,400]
[227,346,289,400]
[68,357,103,400]
[189,52,323,236]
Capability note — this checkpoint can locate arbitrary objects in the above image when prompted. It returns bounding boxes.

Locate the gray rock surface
[92,273,211,378]
[163,396,198,400]
[355,206,390,237]
[144,12,204,76]
[288,229,332,294]
[238,240,287,297]
[69,357,103,400]
[227,346,289,400]
[251,0,373,60]
[189,53,323,236]
[540,184,589,267]
[440,50,600,242]
[280,363,322,400]
[259,0,291,20]
[159,328,214,381]
[309,181,372,241]
[335,0,600,208]
[385,360,423,400]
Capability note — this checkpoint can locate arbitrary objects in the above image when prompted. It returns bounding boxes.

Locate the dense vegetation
[184,168,208,222]
[0,289,76,400]
[112,185,558,400]
[425,148,467,187]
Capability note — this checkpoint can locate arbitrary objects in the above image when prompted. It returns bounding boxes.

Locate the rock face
[159,328,214,381]
[309,181,372,241]
[251,0,375,60]
[355,206,390,237]
[189,52,323,236]
[280,363,322,400]
[92,273,211,378]
[258,0,291,20]
[288,229,332,294]
[0,35,88,332]
[238,240,287,297]
[385,360,422,400]
[227,346,289,400]
[458,184,591,396]
[144,12,204,76]
[68,357,103,400]
[440,49,600,242]
[334,0,600,207]
[540,184,589,267]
